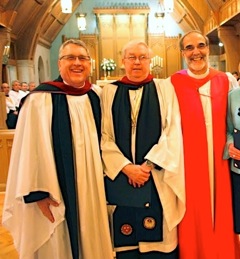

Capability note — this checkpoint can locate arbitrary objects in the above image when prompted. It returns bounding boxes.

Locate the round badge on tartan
[121,224,133,235]
[143,217,156,229]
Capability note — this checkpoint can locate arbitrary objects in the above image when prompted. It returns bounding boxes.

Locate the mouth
[71,68,83,73]
[191,56,203,61]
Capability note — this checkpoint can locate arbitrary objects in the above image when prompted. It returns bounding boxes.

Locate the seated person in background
[19,81,30,99]
[232,71,240,85]
[9,80,21,109]
[1,82,18,129]
[28,81,36,91]
[226,72,239,89]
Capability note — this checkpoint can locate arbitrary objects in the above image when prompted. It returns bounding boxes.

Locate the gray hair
[121,40,152,59]
[179,30,209,50]
[11,80,20,86]
[59,39,90,58]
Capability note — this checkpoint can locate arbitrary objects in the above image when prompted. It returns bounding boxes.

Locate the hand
[37,197,59,223]
[228,143,240,160]
[122,163,150,188]
[141,161,154,171]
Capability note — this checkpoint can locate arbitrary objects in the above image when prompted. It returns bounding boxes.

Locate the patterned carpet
[0,192,18,259]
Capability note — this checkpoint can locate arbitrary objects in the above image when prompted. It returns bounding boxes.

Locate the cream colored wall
[34,44,52,85]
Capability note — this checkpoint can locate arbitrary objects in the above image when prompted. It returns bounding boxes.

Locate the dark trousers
[231,170,240,233]
[116,247,178,259]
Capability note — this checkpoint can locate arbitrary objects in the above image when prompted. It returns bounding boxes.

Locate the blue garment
[225,87,240,233]
[225,87,240,174]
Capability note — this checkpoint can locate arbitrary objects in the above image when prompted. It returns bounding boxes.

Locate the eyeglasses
[124,55,150,62]
[59,55,91,62]
[182,43,208,52]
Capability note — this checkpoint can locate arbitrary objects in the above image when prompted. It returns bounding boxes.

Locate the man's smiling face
[181,32,210,75]
[58,43,91,87]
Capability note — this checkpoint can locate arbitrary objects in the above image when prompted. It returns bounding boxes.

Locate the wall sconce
[161,0,174,13]
[155,0,174,32]
[76,13,87,31]
[2,45,10,65]
[155,0,174,18]
[155,12,165,19]
[155,13,165,32]
[60,0,72,13]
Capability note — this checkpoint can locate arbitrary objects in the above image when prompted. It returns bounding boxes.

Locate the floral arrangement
[101,58,117,71]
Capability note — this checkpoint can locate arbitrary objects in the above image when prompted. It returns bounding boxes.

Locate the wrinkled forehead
[182,32,207,47]
[60,43,89,56]
[125,44,149,55]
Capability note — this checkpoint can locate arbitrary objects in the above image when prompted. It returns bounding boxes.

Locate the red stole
[119,74,154,86]
[171,69,236,259]
[42,80,92,95]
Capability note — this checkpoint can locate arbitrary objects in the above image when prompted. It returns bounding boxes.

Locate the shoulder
[101,83,118,106]
[91,84,102,96]
[229,87,240,98]
[102,82,118,94]
[153,77,178,103]
[22,91,51,108]
[153,77,175,93]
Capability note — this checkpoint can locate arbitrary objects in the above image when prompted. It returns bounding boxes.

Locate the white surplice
[101,78,185,253]
[2,84,114,259]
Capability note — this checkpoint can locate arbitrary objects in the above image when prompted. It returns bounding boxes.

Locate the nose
[73,57,82,63]
[192,46,201,54]
[134,58,141,64]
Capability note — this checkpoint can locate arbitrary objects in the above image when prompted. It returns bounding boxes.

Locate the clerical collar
[43,80,92,95]
[187,68,210,79]
[63,80,85,89]
[119,74,153,86]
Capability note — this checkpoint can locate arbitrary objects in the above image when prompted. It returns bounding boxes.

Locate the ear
[58,60,61,69]
[207,46,210,55]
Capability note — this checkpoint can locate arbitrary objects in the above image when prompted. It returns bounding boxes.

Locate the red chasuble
[171,69,236,259]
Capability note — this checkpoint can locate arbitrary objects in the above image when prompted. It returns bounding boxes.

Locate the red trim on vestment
[43,80,92,95]
[119,74,154,86]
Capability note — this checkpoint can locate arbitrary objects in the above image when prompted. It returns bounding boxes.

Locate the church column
[17,60,35,83]
[218,26,240,72]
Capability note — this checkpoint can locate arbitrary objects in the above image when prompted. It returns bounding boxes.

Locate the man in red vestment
[170,30,238,259]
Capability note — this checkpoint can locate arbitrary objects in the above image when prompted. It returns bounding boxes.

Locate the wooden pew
[0,92,7,130]
[0,130,14,191]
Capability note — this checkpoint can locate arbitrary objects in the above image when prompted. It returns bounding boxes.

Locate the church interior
[0,0,240,258]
